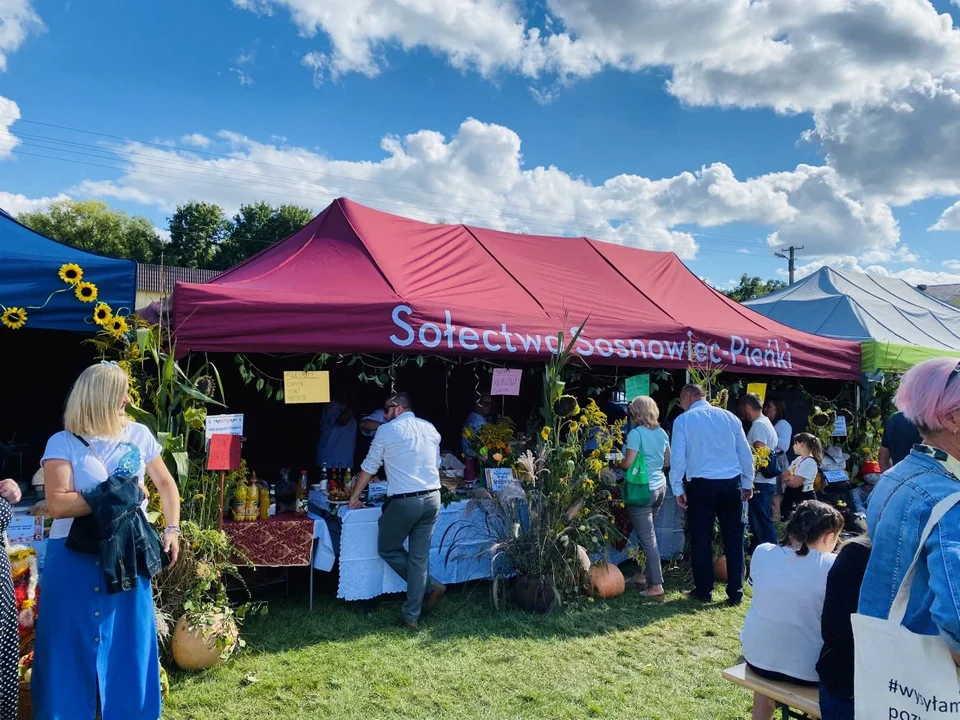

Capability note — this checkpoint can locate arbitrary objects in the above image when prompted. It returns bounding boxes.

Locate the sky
[2,0,960,289]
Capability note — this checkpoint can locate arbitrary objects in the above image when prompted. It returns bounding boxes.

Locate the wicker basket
[18,680,31,720]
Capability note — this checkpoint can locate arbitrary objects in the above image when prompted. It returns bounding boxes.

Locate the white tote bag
[853,492,960,719]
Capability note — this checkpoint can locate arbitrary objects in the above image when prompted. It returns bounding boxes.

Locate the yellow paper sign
[283,371,330,404]
[746,382,767,405]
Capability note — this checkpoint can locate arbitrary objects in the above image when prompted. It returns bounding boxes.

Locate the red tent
[172,198,860,379]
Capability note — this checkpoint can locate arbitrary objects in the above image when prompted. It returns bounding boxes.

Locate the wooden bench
[722,663,821,719]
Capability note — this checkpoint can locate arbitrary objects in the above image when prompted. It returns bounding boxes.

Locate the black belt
[387,488,440,499]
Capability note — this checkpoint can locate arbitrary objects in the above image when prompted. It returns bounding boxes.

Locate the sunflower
[540,426,552,442]
[568,421,580,433]
[75,282,98,303]
[92,303,113,326]
[109,316,130,338]
[1,307,27,330]
[58,263,83,285]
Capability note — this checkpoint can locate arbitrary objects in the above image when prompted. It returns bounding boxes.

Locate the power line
[0,114,771,248]
[774,245,804,284]
[4,143,768,257]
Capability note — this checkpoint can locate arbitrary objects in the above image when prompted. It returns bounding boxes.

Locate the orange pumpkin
[590,563,625,599]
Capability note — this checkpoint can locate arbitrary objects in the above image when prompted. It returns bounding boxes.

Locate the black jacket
[817,539,872,699]
[66,470,168,594]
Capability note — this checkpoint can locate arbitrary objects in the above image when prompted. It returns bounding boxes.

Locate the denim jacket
[859,449,960,653]
[65,445,167,594]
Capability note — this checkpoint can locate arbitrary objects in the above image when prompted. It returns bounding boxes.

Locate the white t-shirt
[789,456,819,493]
[774,419,793,454]
[748,415,780,485]
[41,422,162,539]
[740,544,836,681]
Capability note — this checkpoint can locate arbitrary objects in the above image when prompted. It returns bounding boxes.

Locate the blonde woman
[33,363,180,720]
[619,396,670,601]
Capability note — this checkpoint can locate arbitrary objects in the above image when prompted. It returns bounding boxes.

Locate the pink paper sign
[491,368,522,396]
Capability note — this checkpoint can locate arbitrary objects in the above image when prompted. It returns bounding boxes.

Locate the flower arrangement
[808,406,837,448]
[446,323,625,610]
[751,444,771,471]
[464,418,519,469]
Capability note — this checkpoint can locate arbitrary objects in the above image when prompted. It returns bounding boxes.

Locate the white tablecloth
[312,500,494,601]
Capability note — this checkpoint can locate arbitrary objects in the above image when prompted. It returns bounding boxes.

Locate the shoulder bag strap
[72,433,118,476]
[889,491,960,625]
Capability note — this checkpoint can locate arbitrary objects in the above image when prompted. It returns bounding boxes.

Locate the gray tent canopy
[744,267,960,372]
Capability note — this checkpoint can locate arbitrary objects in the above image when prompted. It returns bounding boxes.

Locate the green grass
[166,569,752,720]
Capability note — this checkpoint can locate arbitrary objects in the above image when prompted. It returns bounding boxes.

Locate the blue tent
[0,207,136,332]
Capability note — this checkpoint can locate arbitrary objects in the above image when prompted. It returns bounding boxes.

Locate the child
[740,500,844,720]
[780,433,822,519]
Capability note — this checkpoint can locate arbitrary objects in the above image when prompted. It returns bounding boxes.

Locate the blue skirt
[32,539,161,720]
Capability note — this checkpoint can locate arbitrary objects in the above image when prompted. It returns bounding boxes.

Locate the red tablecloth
[223,515,314,567]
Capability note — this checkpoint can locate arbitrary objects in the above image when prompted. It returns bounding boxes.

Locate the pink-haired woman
[858,358,960,671]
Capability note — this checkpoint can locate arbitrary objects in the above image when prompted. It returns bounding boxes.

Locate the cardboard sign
[205,413,244,441]
[7,514,43,544]
[624,374,650,401]
[831,416,848,437]
[207,434,242,471]
[484,467,516,493]
[283,371,330,404]
[746,383,767,405]
[491,368,522,396]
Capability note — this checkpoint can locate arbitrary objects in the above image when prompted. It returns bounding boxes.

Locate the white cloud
[61,116,915,264]
[788,255,960,287]
[230,67,253,86]
[236,0,960,115]
[0,0,43,72]
[0,190,70,216]
[180,133,213,148]
[301,51,326,88]
[809,74,960,204]
[945,259,960,271]
[930,199,960,230]
[0,94,20,159]
[153,226,171,242]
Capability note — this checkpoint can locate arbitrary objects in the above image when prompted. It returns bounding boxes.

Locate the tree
[18,199,163,262]
[215,202,313,270]
[721,274,787,303]
[165,201,231,269]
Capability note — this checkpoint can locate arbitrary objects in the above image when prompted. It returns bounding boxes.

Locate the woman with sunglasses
[858,358,960,673]
[32,363,181,719]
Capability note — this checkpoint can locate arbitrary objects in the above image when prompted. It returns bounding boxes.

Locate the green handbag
[623,431,651,507]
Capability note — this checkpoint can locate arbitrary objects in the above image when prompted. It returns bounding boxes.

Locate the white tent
[744,267,960,372]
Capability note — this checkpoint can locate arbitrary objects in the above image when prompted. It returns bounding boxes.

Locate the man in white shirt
[669,384,755,605]
[348,392,445,628]
[743,393,780,548]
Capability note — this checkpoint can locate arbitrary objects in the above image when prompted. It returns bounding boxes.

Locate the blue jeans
[748,483,778,547]
[818,681,854,720]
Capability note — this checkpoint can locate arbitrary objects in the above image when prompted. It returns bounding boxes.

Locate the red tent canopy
[172,198,860,379]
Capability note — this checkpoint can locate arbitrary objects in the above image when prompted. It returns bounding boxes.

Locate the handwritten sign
[207,434,242,471]
[205,413,244,441]
[484,467,516,493]
[7,514,43,544]
[283,371,330,404]
[831,416,848,437]
[491,368,522,396]
[625,374,650,401]
[746,383,767,405]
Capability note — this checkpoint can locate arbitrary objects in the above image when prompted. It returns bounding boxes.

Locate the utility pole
[774,245,804,284]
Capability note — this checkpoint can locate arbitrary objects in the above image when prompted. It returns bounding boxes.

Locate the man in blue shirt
[669,384,755,605]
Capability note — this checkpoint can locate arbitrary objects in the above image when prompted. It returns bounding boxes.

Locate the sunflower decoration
[554,394,581,418]
[92,303,113,326]
[540,426,552,442]
[58,263,83,285]
[1,307,27,330]
[74,282,98,303]
[108,315,130,339]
